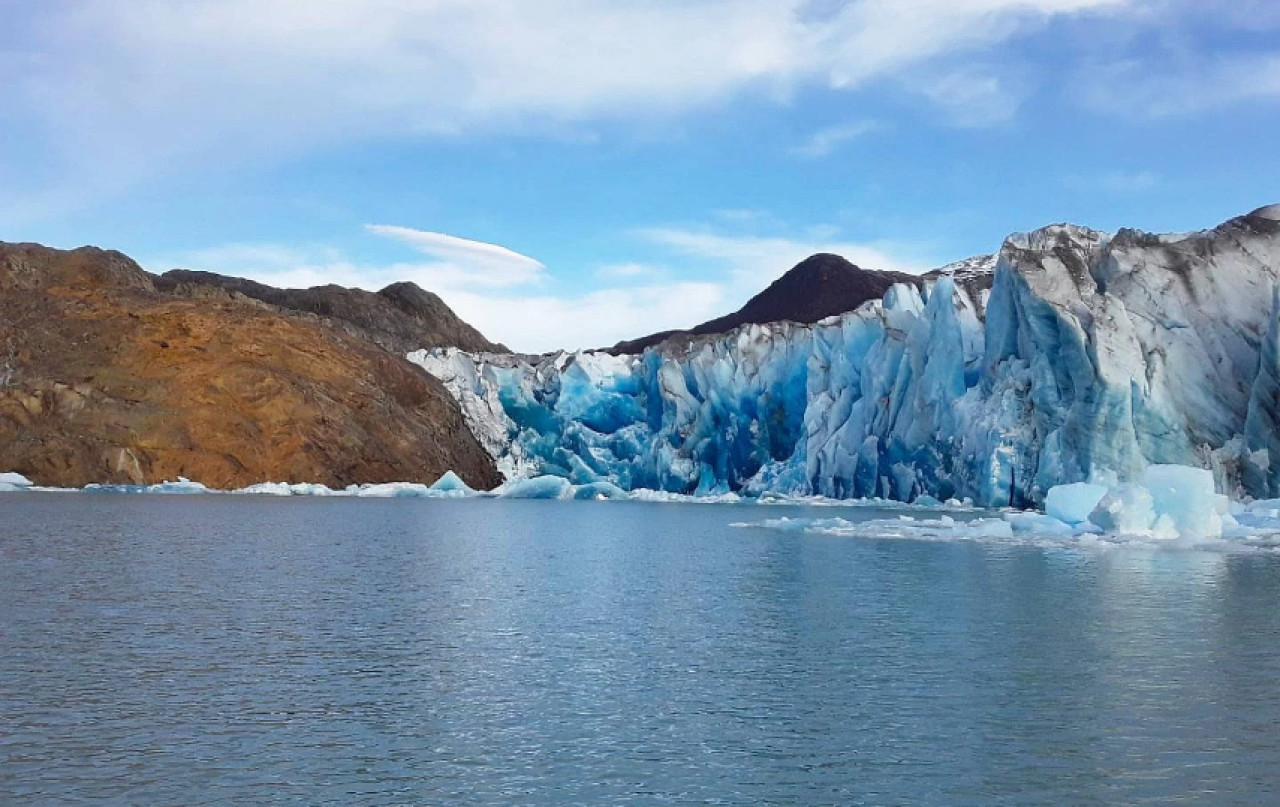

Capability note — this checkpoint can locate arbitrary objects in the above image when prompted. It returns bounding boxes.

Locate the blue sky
[2,0,1278,351]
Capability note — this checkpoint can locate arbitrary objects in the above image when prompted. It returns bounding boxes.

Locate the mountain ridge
[0,241,501,489]
[155,269,505,354]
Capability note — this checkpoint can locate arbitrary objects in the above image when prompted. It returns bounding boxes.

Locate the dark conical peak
[730,253,913,328]
[606,253,917,354]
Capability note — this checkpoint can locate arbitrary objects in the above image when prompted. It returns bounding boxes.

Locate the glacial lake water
[3,493,1280,805]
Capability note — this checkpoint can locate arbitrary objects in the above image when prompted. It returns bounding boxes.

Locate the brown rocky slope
[155,269,505,354]
[0,241,502,490]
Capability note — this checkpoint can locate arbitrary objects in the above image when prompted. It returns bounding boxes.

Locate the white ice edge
[7,468,1280,548]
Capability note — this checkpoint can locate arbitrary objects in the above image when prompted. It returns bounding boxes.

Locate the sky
[2,0,1278,352]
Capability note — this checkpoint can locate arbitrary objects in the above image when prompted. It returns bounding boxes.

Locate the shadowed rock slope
[0,242,502,490]
[607,253,918,354]
[156,269,504,354]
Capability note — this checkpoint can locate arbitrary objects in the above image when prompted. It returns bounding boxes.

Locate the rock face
[607,253,916,354]
[0,242,502,490]
[155,270,504,354]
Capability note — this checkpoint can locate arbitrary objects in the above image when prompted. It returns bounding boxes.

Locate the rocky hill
[607,253,919,354]
[155,270,504,354]
[0,241,502,490]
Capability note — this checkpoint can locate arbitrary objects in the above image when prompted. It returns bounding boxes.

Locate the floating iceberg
[0,472,33,492]
[1029,465,1239,539]
[571,480,629,500]
[85,477,211,494]
[740,493,1280,552]
[1044,483,1108,525]
[235,481,339,496]
[744,514,1019,542]
[498,475,573,499]
[430,470,474,494]
[1087,485,1157,535]
[348,482,436,498]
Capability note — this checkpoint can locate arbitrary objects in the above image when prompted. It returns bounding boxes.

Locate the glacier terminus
[412,205,1280,534]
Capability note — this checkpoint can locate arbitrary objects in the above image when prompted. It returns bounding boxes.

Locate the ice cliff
[411,205,1280,508]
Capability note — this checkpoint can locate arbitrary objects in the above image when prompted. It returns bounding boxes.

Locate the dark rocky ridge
[0,241,502,490]
[607,253,921,354]
[156,269,504,355]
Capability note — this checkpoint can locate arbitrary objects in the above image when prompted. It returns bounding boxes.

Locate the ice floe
[0,472,33,492]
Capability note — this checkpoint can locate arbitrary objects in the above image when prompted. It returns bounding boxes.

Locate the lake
[3,493,1279,804]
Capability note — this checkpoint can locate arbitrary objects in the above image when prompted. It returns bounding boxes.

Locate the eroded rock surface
[0,242,502,490]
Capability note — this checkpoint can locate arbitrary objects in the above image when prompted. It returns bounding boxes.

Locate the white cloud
[595,262,657,280]
[1075,52,1280,118]
[364,225,545,287]
[712,208,775,223]
[146,214,936,352]
[640,227,930,293]
[157,229,546,291]
[792,121,880,158]
[442,284,728,353]
[5,0,1133,198]
[1064,170,1160,193]
[910,68,1026,127]
[148,238,726,353]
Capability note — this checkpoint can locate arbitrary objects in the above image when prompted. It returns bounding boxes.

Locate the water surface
[2,494,1279,804]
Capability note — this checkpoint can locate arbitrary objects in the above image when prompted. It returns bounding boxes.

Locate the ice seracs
[413,205,1280,518]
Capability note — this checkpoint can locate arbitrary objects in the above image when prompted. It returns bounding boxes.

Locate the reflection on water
[2,494,1279,805]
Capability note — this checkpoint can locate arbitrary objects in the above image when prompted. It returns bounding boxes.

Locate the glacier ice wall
[412,206,1280,506]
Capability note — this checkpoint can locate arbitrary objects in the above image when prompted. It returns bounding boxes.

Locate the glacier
[412,206,1280,512]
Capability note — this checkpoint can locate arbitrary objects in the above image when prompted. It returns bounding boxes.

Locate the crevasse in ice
[411,207,1280,508]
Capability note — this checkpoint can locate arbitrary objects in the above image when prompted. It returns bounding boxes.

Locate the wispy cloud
[792,121,880,158]
[441,283,728,353]
[145,213,936,353]
[4,0,1135,208]
[1074,52,1280,118]
[910,68,1026,128]
[640,227,929,292]
[594,262,658,280]
[364,225,545,287]
[146,230,726,353]
[1064,170,1160,194]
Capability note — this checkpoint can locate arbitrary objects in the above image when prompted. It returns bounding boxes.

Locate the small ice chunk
[572,481,628,500]
[355,482,435,497]
[499,475,572,499]
[236,482,296,496]
[1005,512,1076,536]
[235,482,339,496]
[912,494,943,507]
[956,518,1016,539]
[1139,464,1223,539]
[1247,498,1280,516]
[1087,484,1156,534]
[1044,482,1108,525]
[147,478,209,494]
[0,472,33,492]
[430,471,474,493]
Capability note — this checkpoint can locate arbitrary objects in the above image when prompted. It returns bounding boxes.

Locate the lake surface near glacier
[3,493,1280,805]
